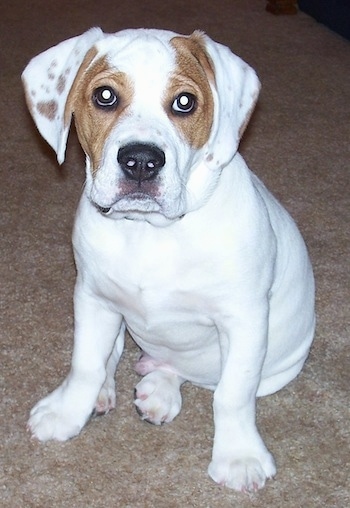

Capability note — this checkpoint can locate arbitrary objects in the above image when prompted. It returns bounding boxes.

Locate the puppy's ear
[22,27,104,164]
[200,33,261,170]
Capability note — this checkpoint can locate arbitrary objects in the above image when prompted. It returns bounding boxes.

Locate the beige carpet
[1,1,349,506]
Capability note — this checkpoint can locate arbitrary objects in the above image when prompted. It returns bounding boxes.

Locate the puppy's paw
[208,452,276,492]
[28,387,89,442]
[134,353,161,376]
[92,379,116,417]
[134,370,182,425]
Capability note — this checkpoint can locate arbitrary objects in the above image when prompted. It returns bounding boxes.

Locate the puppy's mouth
[91,192,186,226]
[92,192,162,216]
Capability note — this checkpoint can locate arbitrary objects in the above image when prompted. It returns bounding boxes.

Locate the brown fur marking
[37,100,58,121]
[168,32,215,148]
[65,49,134,174]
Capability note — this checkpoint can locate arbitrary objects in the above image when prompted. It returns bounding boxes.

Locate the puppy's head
[22,28,260,224]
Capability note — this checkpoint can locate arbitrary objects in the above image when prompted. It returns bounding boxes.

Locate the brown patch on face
[167,32,215,149]
[65,48,134,174]
[37,100,58,120]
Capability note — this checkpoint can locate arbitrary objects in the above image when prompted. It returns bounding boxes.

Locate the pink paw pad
[92,391,116,417]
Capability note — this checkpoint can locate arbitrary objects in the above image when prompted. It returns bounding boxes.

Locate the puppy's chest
[102,255,216,358]
[100,242,210,316]
[89,223,218,333]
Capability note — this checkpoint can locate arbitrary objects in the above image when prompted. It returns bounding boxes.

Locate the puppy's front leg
[208,307,276,492]
[28,284,124,442]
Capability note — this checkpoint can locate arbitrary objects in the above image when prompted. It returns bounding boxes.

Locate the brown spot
[167,32,215,148]
[56,74,66,95]
[47,62,57,80]
[37,100,58,120]
[65,48,134,174]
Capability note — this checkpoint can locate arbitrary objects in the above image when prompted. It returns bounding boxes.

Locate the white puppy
[22,28,315,492]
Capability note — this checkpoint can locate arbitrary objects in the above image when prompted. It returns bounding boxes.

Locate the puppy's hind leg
[134,355,184,425]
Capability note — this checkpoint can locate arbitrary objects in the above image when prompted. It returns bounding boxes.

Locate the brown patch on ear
[37,100,58,121]
[65,49,134,174]
[168,32,215,149]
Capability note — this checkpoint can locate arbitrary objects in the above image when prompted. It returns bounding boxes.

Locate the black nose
[117,143,166,183]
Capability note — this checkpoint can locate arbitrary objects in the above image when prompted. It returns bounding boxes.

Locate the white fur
[23,28,315,492]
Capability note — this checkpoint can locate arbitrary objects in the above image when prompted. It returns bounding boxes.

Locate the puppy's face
[23,28,260,224]
[67,32,215,222]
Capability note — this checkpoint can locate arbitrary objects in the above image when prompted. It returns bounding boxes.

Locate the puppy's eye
[93,86,118,109]
[172,93,196,115]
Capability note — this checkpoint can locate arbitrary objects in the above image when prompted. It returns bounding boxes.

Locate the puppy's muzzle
[117,143,166,184]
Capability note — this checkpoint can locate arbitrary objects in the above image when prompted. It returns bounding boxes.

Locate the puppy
[22,28,315,492]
